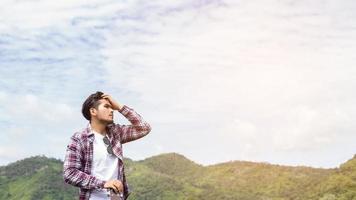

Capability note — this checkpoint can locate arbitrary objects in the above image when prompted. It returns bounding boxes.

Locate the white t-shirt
[90,130,119,200]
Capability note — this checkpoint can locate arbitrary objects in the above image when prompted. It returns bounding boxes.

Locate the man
[63,91,151,200]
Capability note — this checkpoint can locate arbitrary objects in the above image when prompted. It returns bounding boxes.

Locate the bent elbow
[63,168,71,183]
[63,167,76,186]
[145,123,152,135]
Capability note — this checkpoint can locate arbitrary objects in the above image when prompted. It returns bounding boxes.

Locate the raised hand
[101,94,124,111]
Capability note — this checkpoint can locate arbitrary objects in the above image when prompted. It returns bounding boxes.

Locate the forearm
[118,105,152,143]
[120,105,151,130]
[63,167,105,190]
[63,137,105,190]
[116,102,124,111]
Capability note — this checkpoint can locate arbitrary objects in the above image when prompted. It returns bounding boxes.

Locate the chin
[100,119,114,124]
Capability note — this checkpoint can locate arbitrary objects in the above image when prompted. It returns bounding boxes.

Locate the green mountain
[0,156,76,200]
[302,155,356,200]
[0,153,355,200]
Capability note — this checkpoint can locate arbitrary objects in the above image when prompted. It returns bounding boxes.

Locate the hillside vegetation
[0,153,355,200]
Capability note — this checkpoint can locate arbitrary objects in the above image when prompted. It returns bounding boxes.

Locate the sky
[0,0,355,168]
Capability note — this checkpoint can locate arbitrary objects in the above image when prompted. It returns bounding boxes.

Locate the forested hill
[0,153,355,200]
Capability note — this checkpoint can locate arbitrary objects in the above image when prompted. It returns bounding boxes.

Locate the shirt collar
[86,123,113,138]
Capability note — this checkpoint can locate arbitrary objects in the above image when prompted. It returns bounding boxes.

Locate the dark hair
[82,91,104,121]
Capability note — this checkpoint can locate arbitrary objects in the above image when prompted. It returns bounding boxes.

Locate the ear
[90,107,97,117]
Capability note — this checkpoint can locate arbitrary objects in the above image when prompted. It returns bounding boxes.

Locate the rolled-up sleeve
[116,105,152,144]
[63,134,105,190]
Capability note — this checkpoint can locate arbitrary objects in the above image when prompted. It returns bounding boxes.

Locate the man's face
[91,99,114,124]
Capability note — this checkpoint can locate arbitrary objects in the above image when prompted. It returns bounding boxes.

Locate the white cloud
[0,0,127,31]
[101,0,356,167]
[0,93,76,123]
[0,0,355,168]
[0,146,24,162]
[0,91,84,164]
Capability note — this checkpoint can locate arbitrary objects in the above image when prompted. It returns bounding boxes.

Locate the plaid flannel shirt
[63,105,151,200]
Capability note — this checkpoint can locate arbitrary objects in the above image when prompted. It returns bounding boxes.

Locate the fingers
[101,94,113,104]
[101,94,115,105]
[112,185,119,193]
[101,94,111,99]
[101,94,121,110]
[114,180,123,193]
[105,180,123,193]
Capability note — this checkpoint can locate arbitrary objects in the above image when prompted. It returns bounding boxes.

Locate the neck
[90,120,107,136]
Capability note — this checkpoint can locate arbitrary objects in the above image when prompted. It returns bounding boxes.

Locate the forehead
[98,99,112,106]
